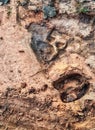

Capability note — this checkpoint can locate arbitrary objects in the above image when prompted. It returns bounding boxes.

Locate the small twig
[30,68,47,77]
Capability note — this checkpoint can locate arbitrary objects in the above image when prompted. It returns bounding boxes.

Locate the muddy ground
[0,0,95,130]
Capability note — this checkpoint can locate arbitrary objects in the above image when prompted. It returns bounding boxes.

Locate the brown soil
[0,0,95,130]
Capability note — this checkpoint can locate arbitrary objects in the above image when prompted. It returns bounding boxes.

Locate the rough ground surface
[0,0,95,130]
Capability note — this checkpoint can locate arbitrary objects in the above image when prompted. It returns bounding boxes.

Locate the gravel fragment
[85,55,95,69]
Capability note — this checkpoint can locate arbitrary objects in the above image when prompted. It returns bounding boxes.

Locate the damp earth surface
[0,0,95,130]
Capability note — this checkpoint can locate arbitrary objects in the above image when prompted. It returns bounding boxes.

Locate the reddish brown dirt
[0,0,95,130]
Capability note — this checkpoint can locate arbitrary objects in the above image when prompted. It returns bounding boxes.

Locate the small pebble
[21,82,27,88]
[85,55,95,69]
[19,0,28,6]
[29,87,36,94]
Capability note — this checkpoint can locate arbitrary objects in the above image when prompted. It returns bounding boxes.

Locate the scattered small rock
[18,6,26,19]
[77,0,95,16]
[58,1,76,15]
[43,5,56,19]
[0,0,9,5]
[29,87,36,94]
[41,84,48,91]
[85,55,95,69]
[19,0,28,6]
[28,5,37,11]
[21,82,27,88]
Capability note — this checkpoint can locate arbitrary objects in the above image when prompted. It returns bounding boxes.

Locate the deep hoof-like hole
[53,73,89,103]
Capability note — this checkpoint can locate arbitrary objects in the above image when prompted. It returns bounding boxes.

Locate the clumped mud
[53,72,89,103]
[0,0,95,130]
